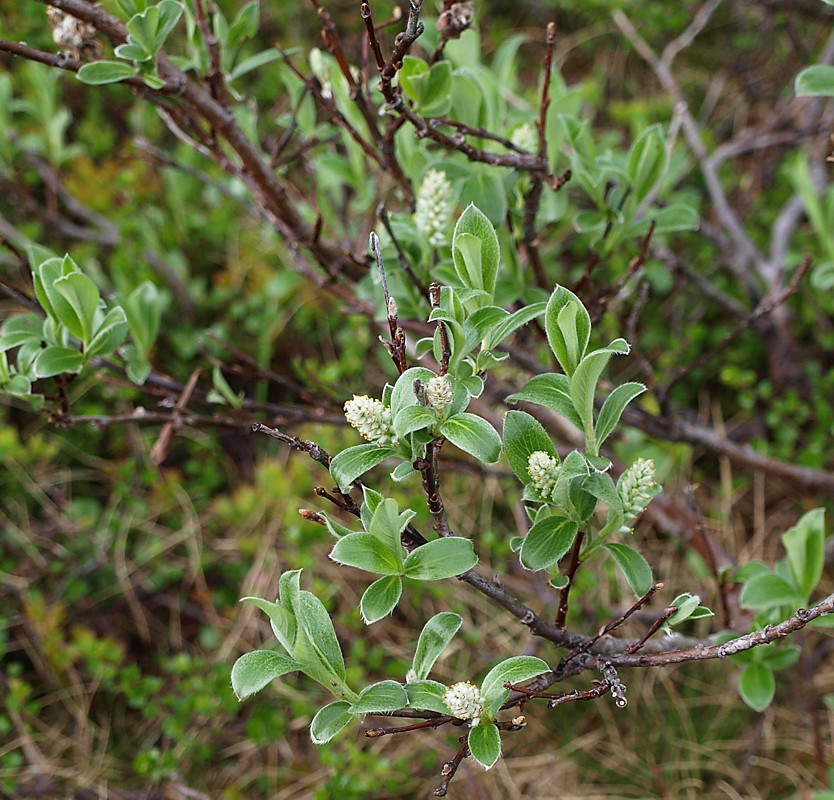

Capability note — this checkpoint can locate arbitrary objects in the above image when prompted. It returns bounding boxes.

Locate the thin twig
[434,736,469,798]
[554,528,586,629]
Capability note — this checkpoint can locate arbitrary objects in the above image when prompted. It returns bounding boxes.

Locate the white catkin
[442,681,484,725]
[528,450,561,501]
[618,457,658,519]
[344,395,396,445]
[415,169,453,248]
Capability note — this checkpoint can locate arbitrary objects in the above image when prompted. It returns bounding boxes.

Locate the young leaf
[329,443,397,491]
[452,204,500,300]
[330,532,403,576]
[53,271,100,344]
[390,366,435,418]
[781,508,825,601]
[480,655,550,718]
[310,700,354,744]
[505,373,582,429]
[393,405,436,439]
[544,286,591,377]
[369,498,415,558]
[486,302,547,349]
[404,680,450,715]
[738,664,775,712]
[570,342,630,448]
[440,413,501,463]
[501,410,558,483]
[86,306,128,357]
[519,516,579,571]
[403,537,478,580]
[240,596,296,655]
[627,124,665,203]
[231,650,300,700]
[350,680,408,715]
[319,512,354,539]
[33,346,84,378]
[468,722,501,770]
[360,575,402,624]
[604,542,653,596]
[595,382,646,448]
[411,612,463,681]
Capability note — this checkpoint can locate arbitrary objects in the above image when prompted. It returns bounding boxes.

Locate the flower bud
[415,169,453,248]
[344,395,396,445]
[425,375,453,414]
[527,450,560,501]
[511,122,538,154]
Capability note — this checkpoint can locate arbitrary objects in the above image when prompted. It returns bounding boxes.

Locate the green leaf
[665,593,707,627]
[795,65,834,97]
[581,471,624,539]
[404,680,450,715]
[33,346,84,378]
[595,382,646,448]
[519,516,579,571]
[757,643,799,671]
[228,49,281,81]
[486,302,546,349]
[310,700,353,744]
[604,542,653,596]
[360,576,402,624]
[452,204,500,300]
[782,508,825,601]
[369,497,415,559]
[330,532,403,576]
[114,42,153,61]
[320,512,355,539]
[440,413,501,463]
[87,307,128,357]
[627,124,665,203]
[240,596,296,655]
[411,612,463,681]
[0,313,44,350]
[390,366,435,419]
[350,680,408,715]
[544,286,591,377]
[123,281,162,357]
[480,655,550,718]
[77,61,137,84]
[648,204,700,233]
[297,591,346,682]
[53,271,100,344]
[468,722,501,770]
[329,443,397,491]
[403,537,477,580]
[501,410,558,483]
[126,4,160,55]
[740,572,806,611]
[393,405,436,438]
[505,373,583,429]
[231,650,300,700]
[570,342,630,448]
[738,664,775,712]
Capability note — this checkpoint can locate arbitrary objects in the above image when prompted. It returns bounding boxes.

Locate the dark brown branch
[429,283,451,376]
[416,438,451,538]
[623,606,678,655]
[369,232,408,375]
[554,528,586,629]
[559,582,663,667]
[434,736,469,798]
[193,0,232,107]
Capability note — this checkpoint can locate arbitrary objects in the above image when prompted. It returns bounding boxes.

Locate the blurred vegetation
[1,0,834,798]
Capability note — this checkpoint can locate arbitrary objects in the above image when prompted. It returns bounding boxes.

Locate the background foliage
[1,0,834,797]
